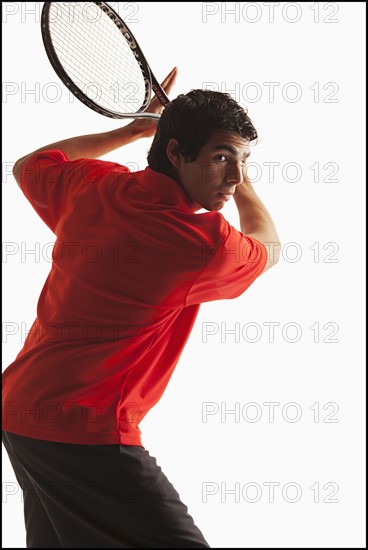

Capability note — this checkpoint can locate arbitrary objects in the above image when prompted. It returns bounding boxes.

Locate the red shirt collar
[140,167,199,213]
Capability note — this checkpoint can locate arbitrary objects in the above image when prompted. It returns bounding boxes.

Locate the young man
[2,68,280,548]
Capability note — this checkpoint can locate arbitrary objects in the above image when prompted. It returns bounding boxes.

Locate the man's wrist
[125,121,148,140]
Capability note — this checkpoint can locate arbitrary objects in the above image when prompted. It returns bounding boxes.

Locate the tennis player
[2,68,281,548]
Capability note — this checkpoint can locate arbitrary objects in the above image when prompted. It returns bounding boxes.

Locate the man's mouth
[217,192,234,201]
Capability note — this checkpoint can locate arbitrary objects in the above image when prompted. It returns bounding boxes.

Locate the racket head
[41,2,161,119]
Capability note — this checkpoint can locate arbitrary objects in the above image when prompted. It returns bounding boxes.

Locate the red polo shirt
[2,149,267,445]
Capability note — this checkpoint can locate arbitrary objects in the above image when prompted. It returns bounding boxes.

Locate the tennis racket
[41,2,170,120]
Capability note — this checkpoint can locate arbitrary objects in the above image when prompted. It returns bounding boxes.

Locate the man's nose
[226,164,244,185]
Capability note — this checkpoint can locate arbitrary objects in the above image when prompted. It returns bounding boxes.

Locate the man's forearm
[42,122,145,160]
[233,176,281,250]
[12,122,144,184]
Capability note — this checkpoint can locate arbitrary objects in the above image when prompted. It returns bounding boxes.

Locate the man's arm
[233,173,281,273]
[13,67,178,186]
[12,123,146,186]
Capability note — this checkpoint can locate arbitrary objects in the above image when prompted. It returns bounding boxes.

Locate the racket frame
[41,1,170,119]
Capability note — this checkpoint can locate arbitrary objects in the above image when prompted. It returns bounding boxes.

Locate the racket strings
[48,2,148,113]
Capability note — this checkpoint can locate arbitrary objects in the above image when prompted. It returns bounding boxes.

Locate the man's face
[173,130,251,212]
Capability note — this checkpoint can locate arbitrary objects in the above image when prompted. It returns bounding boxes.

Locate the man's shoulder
[167,209,230,251]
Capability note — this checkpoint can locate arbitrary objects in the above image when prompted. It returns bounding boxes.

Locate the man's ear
[166,139,183,169]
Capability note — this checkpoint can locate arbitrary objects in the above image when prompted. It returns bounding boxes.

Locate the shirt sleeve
[18,149,129,233]
[19,149,75,233]
[184,218,268,306]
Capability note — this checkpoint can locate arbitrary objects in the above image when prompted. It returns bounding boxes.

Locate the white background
[2,2,366,548]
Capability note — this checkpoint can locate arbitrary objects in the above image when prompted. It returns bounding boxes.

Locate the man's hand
[129,67,178,139]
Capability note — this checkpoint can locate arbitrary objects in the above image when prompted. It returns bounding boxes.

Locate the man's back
[2,149,267,446]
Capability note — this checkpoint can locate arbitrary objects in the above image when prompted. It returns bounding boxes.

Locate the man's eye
[215,155,227,162]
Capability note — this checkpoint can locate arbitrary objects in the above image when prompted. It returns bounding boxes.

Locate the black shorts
[2,430,210,548]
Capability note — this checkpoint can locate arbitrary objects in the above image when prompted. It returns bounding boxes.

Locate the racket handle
[130,112,161,120]
[152,82,171,107]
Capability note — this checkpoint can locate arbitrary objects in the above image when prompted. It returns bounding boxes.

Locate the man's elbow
[262,241,281,273]
[269,240,281,267]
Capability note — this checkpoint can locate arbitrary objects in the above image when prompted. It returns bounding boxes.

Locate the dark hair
[147,89,258,175]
